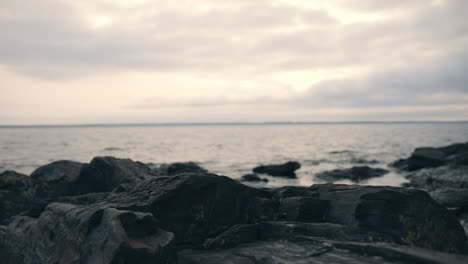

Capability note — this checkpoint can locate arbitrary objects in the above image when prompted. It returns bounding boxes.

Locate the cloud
[0,0,467,122]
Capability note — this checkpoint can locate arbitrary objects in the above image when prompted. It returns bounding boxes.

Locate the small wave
[103,147,125,152]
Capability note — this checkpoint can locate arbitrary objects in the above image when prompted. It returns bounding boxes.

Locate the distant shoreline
[1,120,468,128]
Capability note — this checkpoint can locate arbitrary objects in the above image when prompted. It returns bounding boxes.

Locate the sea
[1,122,468,188]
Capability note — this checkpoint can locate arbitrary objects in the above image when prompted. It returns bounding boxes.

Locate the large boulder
[30,160,85,197]
[240,173,268,182]
[315,166,389,183]
[0,171,46,223]
[253,161,301,178]
[106,173,272,246]
[163,162,208,175]
[391,142,468,171]
[181,238,468,264]
[76,157,156,193]
[0,203,177,264]
[404,165,468,190]
[311,184,467,253]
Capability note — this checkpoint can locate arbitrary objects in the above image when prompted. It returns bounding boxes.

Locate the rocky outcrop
[253,161,301,178]
[1,157,467,263]
[76,156,156,193]
[240,173,268,182]
[0,203,177,264]
[315,166,389,182]
[30,160,84,197]
[391,142,468,171]
[404,165,468,190]
[0,170,47,222]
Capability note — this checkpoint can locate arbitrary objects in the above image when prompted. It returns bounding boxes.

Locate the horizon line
[1,120,468,128]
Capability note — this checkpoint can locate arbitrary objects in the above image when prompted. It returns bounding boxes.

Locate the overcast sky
[1,0,467,124]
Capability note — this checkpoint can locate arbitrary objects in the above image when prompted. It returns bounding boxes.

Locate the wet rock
[429,188,468,214]
[106,173,273,246]
[76,157,156,193]
[277,197,329,222]
[391,142,468,171]
[0,203,177,264]
[253,161,301,178]
[240,173,268,182]
[311,184,467,254]
[155,162,208,176]
[315,166,389,183]
[0,171,45,222]
[180,239,468,264]
[30,160,84,197]
[404,165,468,190]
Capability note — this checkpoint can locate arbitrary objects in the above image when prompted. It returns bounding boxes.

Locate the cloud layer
[0,0,467,123]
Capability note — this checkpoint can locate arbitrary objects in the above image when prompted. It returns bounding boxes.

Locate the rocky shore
[0,142,467,263]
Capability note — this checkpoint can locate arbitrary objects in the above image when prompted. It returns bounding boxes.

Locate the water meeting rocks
[391,142,468,171]
[315,166,389,183]
[253,161,301,178]
[1,157,468,263]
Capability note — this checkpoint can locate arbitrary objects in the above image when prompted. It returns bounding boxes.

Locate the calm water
[1,123,468,187]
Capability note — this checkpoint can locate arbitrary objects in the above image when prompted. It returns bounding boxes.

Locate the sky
[1,0,467,124]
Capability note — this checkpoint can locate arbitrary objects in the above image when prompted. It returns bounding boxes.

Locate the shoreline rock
[315,166,389,183]
[253,161,301,178]
[1,155,467,263]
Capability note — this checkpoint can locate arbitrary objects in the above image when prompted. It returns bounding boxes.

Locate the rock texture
[391,142,468,171]
[253,161,301,178]
[1,156,467,263]
[76,156,156,193]
[240,173,268,182]
[315,166,389,182]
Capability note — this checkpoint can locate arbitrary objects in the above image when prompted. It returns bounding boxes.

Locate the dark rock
[404,165,468,190]
[315,166,389,182]
[391,142,468,171]
[253,161,301,178]
[272,186,319,199]
[203,224,259,249]
[350,157,379,164]
[180,239,468,264]
[156,162,208,176]
[0,203,177,264]
[240,173,268,182]
[106,173,272,246]
[277,197,329,222]
[2,157,468,263]
[76,157,156,193]
[0,171,45,223]
[429,188,468,214]
[311,184,467,253]
[30,160,84,197]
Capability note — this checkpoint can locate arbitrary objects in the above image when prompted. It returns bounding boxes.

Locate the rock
[106,176,467,253]
[76,157,156,193]
[180,239,468,264]
[391,142,468,171]
[311,184,467,253]
[429,188,468,215]
[240,174,268,182]
[404,165,468,190]
[315,166,389,182]
[30,160,85,197]
[0,171,45,223]
[0,203,177,264]
[2,158,468,263]
[156,162,208,176]
[105,173,273,246]
[253,161,301,178]
[277,197,329,222]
